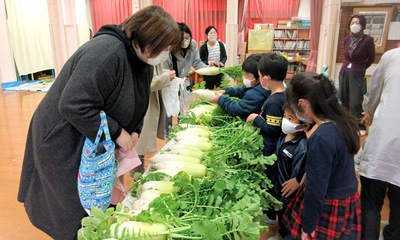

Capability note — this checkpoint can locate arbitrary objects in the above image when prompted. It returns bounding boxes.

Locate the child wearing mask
[208,54,270,119]
[265,103,309,239]
[246,53,288,156]
[282,72,361,240]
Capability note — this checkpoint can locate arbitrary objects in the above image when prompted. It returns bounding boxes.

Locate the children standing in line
[282,72,361,240]
[246,53,288,156]
[267,104,309,239]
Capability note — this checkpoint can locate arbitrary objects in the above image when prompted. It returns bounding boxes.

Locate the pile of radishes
[130,126,212,213]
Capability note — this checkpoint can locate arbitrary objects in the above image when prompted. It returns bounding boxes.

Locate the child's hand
[246,113,258,123]
[281,178,300,198]
[209,91,221,103]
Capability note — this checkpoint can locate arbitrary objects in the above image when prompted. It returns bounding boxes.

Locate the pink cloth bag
[111,148,142,204]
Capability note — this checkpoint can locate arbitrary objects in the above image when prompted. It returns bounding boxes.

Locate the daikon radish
[193,89,216,101]
[167,149,204,160]
[176,135,210,142]
[168,144,202,152]
[175,128,210,138]
[110,221,168,239]
[149,154,201,164]
[138,190,161,202]
[140,181,180,193]
[195,67,220,75]
[153,161,207,178]
[132,199,151,211]
[176,123,209,130]
[176,141,213,152]
[191,104,216,111]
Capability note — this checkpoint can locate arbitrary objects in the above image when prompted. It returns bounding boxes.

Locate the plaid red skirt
[282,184,361,240]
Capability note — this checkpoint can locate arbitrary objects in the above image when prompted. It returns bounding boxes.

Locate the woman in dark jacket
[339,14,375,129]
[17,6,180,240]
[199,26,227,90]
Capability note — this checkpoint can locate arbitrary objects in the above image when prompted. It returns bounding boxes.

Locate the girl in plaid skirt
[282,72,361,240]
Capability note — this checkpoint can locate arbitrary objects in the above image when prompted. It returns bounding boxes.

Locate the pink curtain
[306,0,323,72]
[90,0,132,34]
[153,0,227,44]
[242,0,300,43]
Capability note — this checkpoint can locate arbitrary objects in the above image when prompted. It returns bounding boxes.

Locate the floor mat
[1,80,54,92]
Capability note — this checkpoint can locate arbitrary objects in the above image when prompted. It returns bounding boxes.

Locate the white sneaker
[379,231,384,240]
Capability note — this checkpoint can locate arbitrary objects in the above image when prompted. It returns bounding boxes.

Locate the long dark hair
[171,22,194,54]
[286,72,359,154]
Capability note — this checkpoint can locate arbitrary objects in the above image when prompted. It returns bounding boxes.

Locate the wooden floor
[0,90,389,239]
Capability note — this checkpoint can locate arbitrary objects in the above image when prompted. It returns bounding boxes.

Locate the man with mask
[208,54,271,120]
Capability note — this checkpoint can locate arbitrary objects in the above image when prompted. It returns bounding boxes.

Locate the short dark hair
[283,103,305,124]
[257,53,288,81]
[205,26,217,35]
[348,14,367,31]
[242,54,262,81]
[122,6,180,57]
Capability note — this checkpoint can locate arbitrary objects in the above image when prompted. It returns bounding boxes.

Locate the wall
[298,0,311,18]
[0,0,17,84]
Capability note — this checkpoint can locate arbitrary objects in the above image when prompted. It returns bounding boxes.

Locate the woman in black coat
[17,6,180,240]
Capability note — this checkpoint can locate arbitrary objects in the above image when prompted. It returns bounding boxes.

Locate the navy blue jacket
[218,83,270,119]
[272,133,307,208]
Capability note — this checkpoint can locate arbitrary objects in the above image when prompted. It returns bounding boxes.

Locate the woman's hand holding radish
[208,60,217,66]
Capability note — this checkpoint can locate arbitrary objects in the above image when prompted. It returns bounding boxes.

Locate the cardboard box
[278,20,292,28]
[302,20,310,29]
[254,24,262,30]
[261,23,274,30]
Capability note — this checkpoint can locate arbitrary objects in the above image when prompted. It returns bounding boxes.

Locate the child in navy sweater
[283,72,361,240]
[209,54,270,119]
[246,53,288,156]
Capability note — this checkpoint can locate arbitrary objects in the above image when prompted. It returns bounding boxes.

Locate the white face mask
[350,24,361,34]
[147,49,169,66]
[208,35,217,42]
[182,39,191,49]
[295,103,314,124]
[261,76,270,90]
[243,77,255,88]
[281,118,302,135]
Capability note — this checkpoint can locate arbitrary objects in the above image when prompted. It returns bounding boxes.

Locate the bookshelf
[273,28,311,52]
[273,28,311,80]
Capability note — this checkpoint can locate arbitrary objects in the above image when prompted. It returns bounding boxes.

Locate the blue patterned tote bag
[77,111,118,213]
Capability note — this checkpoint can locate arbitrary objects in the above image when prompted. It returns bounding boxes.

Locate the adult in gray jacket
[163,22,208,136]
[17,6,180,240]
